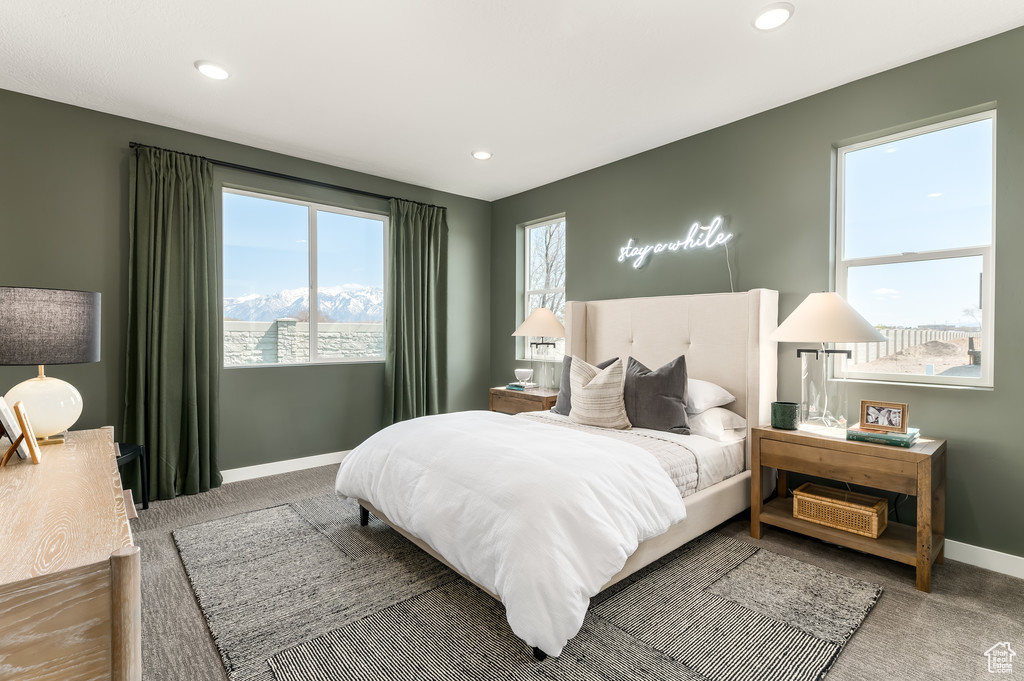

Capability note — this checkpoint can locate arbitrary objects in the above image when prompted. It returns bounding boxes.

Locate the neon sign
[617,216,733,269]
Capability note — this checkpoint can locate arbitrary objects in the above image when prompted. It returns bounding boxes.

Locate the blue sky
[846,256,982,328]
[223,192,384,299]
[843,118,991,328]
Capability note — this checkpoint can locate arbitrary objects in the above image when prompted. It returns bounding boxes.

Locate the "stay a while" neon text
[617,216,733,269]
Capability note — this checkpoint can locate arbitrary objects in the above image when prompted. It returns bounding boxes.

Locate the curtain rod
[128,141,444,210]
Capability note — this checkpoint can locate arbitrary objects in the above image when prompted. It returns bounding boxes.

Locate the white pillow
[688,407,747,441]
[686,379,736,414]
[568,356,631,430]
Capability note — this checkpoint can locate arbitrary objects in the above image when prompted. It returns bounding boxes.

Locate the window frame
[222,186,389,368]
[834,110,996,388]
[520,214,567,361]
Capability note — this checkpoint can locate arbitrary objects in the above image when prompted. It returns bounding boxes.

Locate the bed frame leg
[359,505,369,526]
[533,647,547,662]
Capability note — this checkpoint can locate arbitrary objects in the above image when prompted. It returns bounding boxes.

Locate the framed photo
[860,400,909,434]
[0,396,28,461]
[13,402,42,464]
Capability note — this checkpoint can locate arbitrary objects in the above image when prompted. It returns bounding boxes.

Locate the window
[836,111,994,387]
[222,188,387,367]
[522,216,567,359]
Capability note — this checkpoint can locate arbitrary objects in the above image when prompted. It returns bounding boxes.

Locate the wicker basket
[792,483,888,538]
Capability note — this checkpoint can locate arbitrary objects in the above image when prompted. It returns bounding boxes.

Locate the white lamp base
[4,373,83,439]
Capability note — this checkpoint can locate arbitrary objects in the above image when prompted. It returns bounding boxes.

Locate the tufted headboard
[565,289,779,467]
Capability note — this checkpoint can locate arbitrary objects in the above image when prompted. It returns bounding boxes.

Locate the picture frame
[859,399,909,434]
[0,396,29,463]
[13,402,42,464]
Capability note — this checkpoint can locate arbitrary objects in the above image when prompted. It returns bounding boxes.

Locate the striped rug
[174,495,881,681]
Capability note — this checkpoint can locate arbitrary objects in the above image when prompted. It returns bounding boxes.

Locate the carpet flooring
[174,498,880,681]
[134,464,1024,680]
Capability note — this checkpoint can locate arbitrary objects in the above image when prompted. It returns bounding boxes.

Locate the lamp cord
[724,242,735,293]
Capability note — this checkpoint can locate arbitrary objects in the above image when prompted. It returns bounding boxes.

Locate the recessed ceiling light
[884,146,898,153]
[194,60,230,80]
[753,2,794,31]
[472,151,493,161]
[928,192,943,198]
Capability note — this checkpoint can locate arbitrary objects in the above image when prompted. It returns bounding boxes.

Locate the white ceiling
[2,1,1024,201]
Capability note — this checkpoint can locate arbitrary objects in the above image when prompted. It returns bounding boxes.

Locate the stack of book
[505,382,538,391]
[847,426,920,448]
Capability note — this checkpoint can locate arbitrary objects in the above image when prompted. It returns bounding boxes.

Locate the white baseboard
[220,450,348,484]
[945,539,1024,581]
[219,453,1024,581]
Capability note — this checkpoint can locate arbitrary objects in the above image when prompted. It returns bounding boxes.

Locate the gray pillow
[624,355,690,434]
[551,355,618,415]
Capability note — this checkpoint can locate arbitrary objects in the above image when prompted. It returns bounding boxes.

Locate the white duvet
[334,410,687,656]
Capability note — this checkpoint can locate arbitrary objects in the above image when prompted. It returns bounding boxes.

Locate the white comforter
[334,410,687,656]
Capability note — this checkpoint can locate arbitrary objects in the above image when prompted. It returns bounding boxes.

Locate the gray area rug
[172,496,457,681]
[173,494,882,681]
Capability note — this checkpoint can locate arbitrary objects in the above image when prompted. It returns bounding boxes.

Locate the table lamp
[770,292,884,428]
[512,307,565,388]
[0,287,101,444]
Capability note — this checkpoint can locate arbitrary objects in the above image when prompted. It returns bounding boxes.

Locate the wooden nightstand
[489,386,558,415]
[750,426,946,592]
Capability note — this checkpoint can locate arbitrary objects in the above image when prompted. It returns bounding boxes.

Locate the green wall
[0,89,491,471]
[491,27,1024,557]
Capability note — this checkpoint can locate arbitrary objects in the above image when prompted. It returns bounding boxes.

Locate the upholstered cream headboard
[565,289,778,466]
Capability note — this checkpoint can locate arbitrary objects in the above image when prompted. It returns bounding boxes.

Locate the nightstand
[488,386,558,415]
[750,425,946,592]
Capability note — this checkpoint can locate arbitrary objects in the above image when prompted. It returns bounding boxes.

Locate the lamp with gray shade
[770,292,884,428]
[0,287,101,443]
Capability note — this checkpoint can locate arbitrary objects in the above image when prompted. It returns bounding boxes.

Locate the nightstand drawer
[490,391,548,415]
[760,438,918,495]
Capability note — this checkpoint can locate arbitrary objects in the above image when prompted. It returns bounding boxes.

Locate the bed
[338,289,778,658]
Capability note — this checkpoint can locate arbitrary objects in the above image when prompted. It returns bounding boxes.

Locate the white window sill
[834,377,993,392]
[224,358,385,369]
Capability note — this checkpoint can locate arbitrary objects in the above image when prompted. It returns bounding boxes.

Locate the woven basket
[792,483,888,538]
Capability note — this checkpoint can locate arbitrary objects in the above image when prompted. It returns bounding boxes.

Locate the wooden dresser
[0,428,141,681]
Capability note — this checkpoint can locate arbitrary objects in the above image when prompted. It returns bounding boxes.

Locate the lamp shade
[771,292,885,343]
[0,287,101,365]
[1,287,101,439]
[512,307,565,338]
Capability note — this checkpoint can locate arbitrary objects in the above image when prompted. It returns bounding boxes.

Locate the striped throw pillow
[568,356,631,430]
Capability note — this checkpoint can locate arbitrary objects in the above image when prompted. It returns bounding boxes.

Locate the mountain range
[224,285,384,323]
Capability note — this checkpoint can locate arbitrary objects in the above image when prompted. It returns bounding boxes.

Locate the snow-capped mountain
[224,285,384,322]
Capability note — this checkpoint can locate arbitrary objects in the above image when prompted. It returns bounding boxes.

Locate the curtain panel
[383,198,448,425]
[123,147,221,499]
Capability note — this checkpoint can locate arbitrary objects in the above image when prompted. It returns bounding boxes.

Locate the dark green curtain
[123,147,221,499]
[383,198,448,426]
